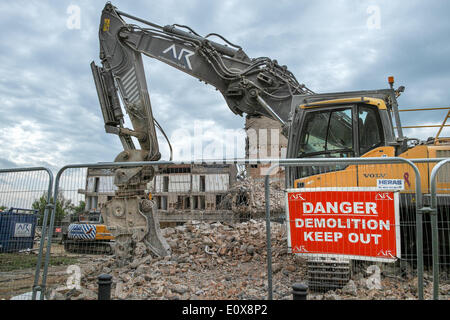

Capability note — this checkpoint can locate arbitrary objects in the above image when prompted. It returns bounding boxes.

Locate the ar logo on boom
[163,44,195,70]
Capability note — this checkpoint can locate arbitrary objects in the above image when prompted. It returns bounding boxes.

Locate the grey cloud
[0,158,18,169]
[1,0,450,169]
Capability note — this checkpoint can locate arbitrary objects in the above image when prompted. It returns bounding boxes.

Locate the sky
[1,0,450,171]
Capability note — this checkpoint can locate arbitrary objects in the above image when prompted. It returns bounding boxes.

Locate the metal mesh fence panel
[430,160,450,299]
[40,166,110,300]
[271,159,447,300]
[32,158,450,300]
[42,162,299,300]
[0,169,51,300]
[51,168,88,256]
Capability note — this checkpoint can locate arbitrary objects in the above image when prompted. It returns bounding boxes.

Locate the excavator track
[63,240,114,255]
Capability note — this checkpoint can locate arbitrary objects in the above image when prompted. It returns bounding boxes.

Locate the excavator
[91,3,450,276]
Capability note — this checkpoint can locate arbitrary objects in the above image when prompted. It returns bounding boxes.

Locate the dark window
[298,111,329,155]
[216,195,223,206]
[163,176,169,192]
[176,196,183,209]
[199,176,206,192]
[155,196,161,209]
[160,167,191,174]
[199,196,205,210]
[298,108,353,157]
[327,109,353,151]
[94,177,100,192]
[161,196,168,210]
[296,107,354,178]
[358,105,383,155]
[192,196,199,209]
[155,196,168,210]
[184,196,190,209]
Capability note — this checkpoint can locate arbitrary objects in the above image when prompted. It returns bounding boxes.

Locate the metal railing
[1,157,449,300]
[264,157,449,300]
[429,158,450,299]
[0,167,53,300]
[263,157,421,299]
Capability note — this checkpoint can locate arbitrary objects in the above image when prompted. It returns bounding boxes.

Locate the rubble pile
[49,219,299,300]
[48,219,448,300]
[223,178,285,218]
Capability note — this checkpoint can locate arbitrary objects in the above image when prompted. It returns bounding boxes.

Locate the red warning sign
[286,188,401,262]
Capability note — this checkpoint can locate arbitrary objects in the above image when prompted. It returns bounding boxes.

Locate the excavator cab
[284,85,450,280]
[285,86,449,196]
[286,88,402,186]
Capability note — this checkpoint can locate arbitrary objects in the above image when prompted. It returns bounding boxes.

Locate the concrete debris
[10,291,45,300]
[46,219,449,300]
[221,178,285,217]
[342,280,358,296]
[48,287,97,300]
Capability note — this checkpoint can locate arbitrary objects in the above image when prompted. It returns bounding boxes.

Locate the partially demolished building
[152,164,237,212]
[78,168,116,212]
[78,164,239,222]
[245,115,287,181]
[77,116,285,222]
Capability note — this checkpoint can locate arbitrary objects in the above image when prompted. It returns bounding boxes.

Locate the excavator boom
[90,2,313,262]
[93,3,313,150]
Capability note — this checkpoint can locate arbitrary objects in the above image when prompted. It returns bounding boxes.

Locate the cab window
[298,108,353,157]
[358,105,383,155]
[296,107,354,178]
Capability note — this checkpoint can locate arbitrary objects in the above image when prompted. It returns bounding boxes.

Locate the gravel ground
[47,219,450,300]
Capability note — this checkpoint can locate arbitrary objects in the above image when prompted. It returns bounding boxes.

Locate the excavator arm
[90,2,313,262]
[92,2,313,154]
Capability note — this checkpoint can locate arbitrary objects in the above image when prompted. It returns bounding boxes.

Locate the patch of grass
[0,253,78,272]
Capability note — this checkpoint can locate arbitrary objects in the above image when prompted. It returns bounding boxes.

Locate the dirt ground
[0,244,89,300]
[46,220,450,300]
[2,223,450,300]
